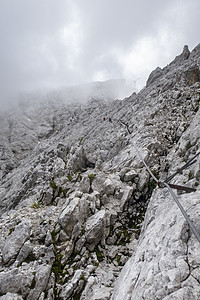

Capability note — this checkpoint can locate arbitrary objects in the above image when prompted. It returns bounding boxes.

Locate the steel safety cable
[164,182,200,243]
[132,143,159,183]
[165,151,200,183]
[118,119,159,182]
[118,118,200,243]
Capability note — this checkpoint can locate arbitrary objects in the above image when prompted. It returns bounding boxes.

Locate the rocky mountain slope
[0,44,200,300]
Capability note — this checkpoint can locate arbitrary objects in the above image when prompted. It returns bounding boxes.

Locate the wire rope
[118,118,200,243]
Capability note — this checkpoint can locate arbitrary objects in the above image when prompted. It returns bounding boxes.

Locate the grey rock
[59,229,70,242]
[0,268,34,297]
[85,210,109,251]
[58,197,80,236]
[60,269,84,299]
[15,240,32,266]
[80,176,91,193]
[0,293,23,300]
[103,179,115,196]
[120,186,133,209]
[27,264,51,300]
[123,169,137,182]
[171,45,190,65]
[67,146,88,172]
[59,195,89,240]
[111,190,200,300]
[2,220,31,265]
[0,43,200,300]
[146,67,163,87]
[45,230,53,246]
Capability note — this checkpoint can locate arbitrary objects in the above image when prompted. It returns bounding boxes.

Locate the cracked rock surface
[0,44,200,299]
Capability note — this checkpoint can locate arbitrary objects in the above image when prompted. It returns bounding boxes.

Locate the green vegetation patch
[68,175,73,182]
[93,246,103,262]
[88,174,96,182]
[52,253,65,284]
[50,180,58,189]
[31,202,41,209]
[8,227,15,235]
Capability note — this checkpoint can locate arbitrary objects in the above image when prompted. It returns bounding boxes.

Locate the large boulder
[123,170,137,182]
[27,264,51,300]
[120,186,134,209]
[146,67,163,87]
[0,293,23,300]
[85,210,110,251]
[0,268,34,298]
[58,196,89,238]
[66,146,88,172]
[111,189,200,300]
[2,220,31,265]
[58,198,80,237]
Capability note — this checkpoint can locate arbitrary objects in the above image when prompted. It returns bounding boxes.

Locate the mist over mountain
[0,44,200,300]
[1,78,135,112]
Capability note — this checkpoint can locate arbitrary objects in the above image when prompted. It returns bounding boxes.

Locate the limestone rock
[146,67,163,87]
[104,178,115,195]
[0,293,23,300]
[0,43,200,300]
[123,169,137,182]
[66,146,88,172]
[58,196,89,238]
[59,269,84,299]
[111,190,200,300]
[171,45,190,65]
[27,264,51,300]
[58,198,81,236]
[85,210,109,251]
[120,186,133,209]
[0,268,34,297]
[2,220,31,265]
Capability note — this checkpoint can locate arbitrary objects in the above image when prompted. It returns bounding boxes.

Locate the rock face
[146,67,163,87]
[112,190,200,300]
[0,44,200,299]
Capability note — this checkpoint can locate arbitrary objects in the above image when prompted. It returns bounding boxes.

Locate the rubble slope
[0,44,200,300]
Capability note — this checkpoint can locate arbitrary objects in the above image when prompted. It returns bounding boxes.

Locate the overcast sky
[0,0,199,104]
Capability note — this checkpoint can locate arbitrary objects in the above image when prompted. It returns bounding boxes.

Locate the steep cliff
[0,44,200,300]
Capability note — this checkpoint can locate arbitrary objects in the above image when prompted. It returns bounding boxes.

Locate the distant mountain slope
[0,44,200,300]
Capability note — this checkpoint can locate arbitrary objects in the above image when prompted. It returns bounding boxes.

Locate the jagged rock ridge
[0,44,200,300]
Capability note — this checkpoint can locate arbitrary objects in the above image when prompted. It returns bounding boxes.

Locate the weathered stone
[137,169,150,191]
[80,176,91,193]
[27,264,51,300]
[146,67,163,87]
[42,191,53,206]
[15,240,32,266]
[59,230,70,242]
[120,186,133,209]
[58,196,89,238]
[0,43,200,300]
[85,210,108,251]
[104,179,115,196]
[111,190,200,300]
[58,198,80,236]
[123,169,137,182]
[2,220,31,265]
[45,230,53,246]
[59,269,84,299]
[0,293,23,300]
[0,268,34,297]
[92,174,107,196]
[66,146,88,172]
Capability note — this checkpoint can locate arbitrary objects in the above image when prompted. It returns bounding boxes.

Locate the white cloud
[0,0,199,106]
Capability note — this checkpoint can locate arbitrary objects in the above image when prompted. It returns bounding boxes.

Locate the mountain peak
[0,43,200,300]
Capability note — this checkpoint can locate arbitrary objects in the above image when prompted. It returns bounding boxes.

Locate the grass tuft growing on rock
[31,202,41,209]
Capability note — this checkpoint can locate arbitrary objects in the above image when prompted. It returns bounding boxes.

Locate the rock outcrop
[0,44,200,299]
